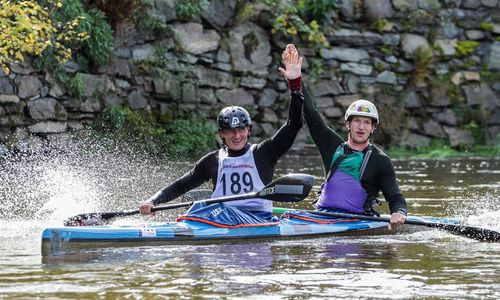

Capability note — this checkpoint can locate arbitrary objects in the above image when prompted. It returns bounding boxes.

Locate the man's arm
[138,151,218,214]
[259,43,304,159]
[252,86,303,185]
[279,44,344,174]
[378,154,408,215]
[302,84,344,174]
[251,44,304,183]
[258,89,303,160]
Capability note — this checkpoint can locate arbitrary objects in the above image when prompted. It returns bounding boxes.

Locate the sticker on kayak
[139,228,157,237]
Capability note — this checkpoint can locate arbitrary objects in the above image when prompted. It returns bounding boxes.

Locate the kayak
[41,211,460,258]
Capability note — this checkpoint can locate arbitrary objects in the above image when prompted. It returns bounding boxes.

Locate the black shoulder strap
[325,144,347,181]
[359,144,373,181]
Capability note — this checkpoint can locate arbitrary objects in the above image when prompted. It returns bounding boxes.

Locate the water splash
[447,190,500,231]
[0,137,189,229]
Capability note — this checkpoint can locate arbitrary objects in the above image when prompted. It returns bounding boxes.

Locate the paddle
[64,173,315,227]
[273,208,500,242]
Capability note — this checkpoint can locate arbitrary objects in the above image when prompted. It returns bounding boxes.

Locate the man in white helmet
[282,44,407,229]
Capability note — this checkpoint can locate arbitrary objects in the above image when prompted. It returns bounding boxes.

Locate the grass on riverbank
[388,142,500,159]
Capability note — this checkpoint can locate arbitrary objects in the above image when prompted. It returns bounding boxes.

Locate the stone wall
[1,0,499,155]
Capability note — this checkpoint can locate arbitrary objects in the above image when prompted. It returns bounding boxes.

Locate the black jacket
[148,90,304,205]
[303,85,407,215]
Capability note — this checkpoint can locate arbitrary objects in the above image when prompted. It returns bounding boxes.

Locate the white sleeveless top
[211,145,271,212]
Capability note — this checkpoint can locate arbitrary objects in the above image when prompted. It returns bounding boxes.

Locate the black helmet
[217,106,252,130]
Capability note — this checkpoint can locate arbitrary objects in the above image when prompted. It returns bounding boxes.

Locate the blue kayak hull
[42,217,391,257]
[41,215,459,257]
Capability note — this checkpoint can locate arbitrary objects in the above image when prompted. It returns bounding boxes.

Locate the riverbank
[288,143,500,159]
[2,136,498,163]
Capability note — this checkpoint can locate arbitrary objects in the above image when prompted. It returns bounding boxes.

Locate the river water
[1,144,499,299]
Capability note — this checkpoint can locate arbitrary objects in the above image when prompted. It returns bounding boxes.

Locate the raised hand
[278,44,303,80]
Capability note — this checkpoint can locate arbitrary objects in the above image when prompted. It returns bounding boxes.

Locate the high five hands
[279,44,303,81]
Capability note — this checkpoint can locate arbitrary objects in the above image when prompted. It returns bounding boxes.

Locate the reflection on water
[27,237,500,299]
[0,143,499,299]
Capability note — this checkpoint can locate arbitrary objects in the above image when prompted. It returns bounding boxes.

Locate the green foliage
[0,0,86,73]
[162,115,217,159]
[53,0,114,68]
[135,0,170,38]
[82,9,115,67]
[450,104,491,145]
[455,40,480,57]
[389,140,499,159]
[462,120,485,144]
[32,50,54,71]
[374,60,385,72]
[54,0,85,20]
[67,74,86,99]
[413,46,434,86]
[432,41,445,57]
[175,0,209,20]
[447,84,464,104]
[89,105,165,153]
[308,58,325,84]
[296,0,339,25]
[265,0,329,49]
[234,2,255,23]
[408,9,433,24]
[380,44,393,56]
[418,141,457,159]
[307,20,329,47]
[374,18,390,33]
[479,22,494,32]
[54,68,86,99]
[87,105,217,159]
[388,140,478,159]
[418,146,457,158]
[236,0,339,33]
[480,65,500,83]
[462,120,479,130]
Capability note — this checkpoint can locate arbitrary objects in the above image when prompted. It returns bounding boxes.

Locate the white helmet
[344,99,379,124]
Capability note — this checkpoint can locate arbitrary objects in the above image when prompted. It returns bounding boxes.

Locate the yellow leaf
[15,51,24,60]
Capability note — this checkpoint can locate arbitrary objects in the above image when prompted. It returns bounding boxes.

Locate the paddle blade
[258,173,315,202]
[432,223,500,243]
[63,210,132,226]
[63,213,106,226]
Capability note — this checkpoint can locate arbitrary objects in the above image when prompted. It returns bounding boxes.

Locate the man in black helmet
[138,49,304,222]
